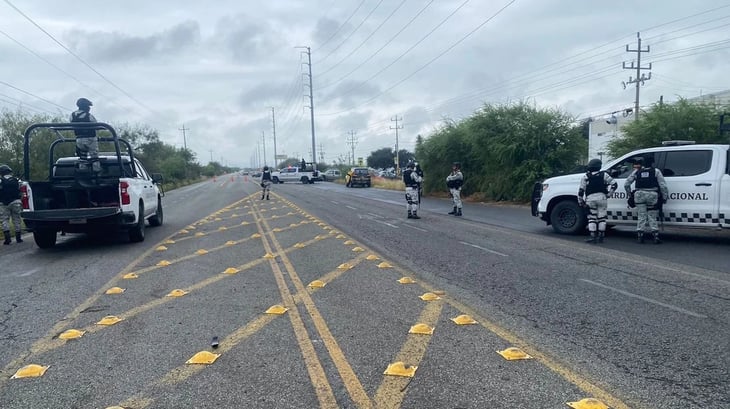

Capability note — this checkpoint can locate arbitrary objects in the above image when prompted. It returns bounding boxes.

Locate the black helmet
[0,164,12,175]
[76,98,93,109]
[586,158,602,172]
[452,162,461,169]
[263,166,269,171]
[406,161,415,169]
[631,157,644,166]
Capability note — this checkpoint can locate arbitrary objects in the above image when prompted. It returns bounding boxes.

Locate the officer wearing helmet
[578,158,617,243]
[70,97,100,172]
[403,161,423,219]
[446,162,464,216]
[0,164,23,245]
[624,156,669,244]
[260,166,272,200]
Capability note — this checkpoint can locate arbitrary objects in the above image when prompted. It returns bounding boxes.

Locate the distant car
[346,167,371,188]
[251,171,262,178]
[322,169,341,181]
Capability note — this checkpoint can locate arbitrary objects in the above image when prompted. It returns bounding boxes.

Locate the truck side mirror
[151,173,164,184]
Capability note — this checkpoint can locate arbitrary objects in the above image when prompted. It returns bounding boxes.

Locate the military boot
[15,232,23,243]
[407,210,413,219]
[456,208,462,217]
[597,231,605,243]
[637,232,645,244]
[3,231,10,245]
[585,232,597,244]
[448,206,457,215]
[652,231,662,244]
[411,212,420,219]
[266,195,270,200]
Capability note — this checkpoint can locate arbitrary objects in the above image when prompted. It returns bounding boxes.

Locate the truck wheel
[301,177,308,184]
[550,200,586,235]
[272,177,279,184]
[149,199,163,227]
[33,229,57,249]
[129,204,146,242]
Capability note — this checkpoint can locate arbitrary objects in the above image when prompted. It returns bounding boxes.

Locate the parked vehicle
[346,167,371,188]
[271,164,319,184]
[321,169,341,181]
[532,141,730,234]
[20,122,164,248]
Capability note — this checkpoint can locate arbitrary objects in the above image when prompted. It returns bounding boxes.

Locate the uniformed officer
[446,162,464,216]
[70,97,100,172]
[0,165,23,245]
[260,166,272,200]
[403,161,423,219]
[578,158,618,243]
[624,157,669,244]
[414,162,424,204]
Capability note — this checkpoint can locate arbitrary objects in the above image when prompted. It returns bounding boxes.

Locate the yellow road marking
[373,301,443,408]
[253,200,373,409]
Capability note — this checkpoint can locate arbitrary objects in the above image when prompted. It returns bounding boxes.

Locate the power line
[0,80,67,111]
[318,0,386,66]
[314,0,368,52]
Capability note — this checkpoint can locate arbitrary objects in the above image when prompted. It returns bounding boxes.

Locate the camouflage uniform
[625,162,669,244]
[0,167,23,244]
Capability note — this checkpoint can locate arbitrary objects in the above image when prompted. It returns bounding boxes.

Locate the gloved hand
[577,198,586,207]
[627,196,636,208]
[260,182,265,188]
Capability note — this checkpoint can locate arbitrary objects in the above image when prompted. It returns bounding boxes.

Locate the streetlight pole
[296,46,317,167]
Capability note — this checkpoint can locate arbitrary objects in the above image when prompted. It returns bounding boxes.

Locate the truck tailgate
[22,207,122,222]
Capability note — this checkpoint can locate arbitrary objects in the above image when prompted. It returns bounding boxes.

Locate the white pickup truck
[20,122,164,248]
[271,165,319,184]
[532,142,730,234]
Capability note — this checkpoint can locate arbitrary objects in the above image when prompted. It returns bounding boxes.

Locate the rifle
[658,192,665,231]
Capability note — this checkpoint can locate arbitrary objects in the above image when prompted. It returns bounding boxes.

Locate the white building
[587,89,730,163]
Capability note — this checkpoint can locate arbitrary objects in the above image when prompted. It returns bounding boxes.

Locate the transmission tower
[390,116,403,173]
[346,130,358,165]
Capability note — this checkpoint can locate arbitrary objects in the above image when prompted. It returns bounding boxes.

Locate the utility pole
[271,107,278,168]
[622,32,651,121]
[178,124,189,150]
[209,150,213,163]
[346,130,358,165]
[297,46,317,167]
[390,116,403,174]
[261,131,267,166]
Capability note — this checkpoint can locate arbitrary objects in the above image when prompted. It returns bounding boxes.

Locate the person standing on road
[70,97,100,172]
[578,158,617,244]
[260,166,272,200]
[446,162,464,216]
[414,162,424,204]
[0,164,23,245]
[624,157,669,244]
[403,161,423,219]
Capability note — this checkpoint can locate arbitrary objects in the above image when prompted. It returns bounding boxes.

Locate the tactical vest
[403,169,418,187]
[262,170,271,181]
[635,167,659,189]
[71,110,95,138]
[0,176,21,205]
[585,171,608,195]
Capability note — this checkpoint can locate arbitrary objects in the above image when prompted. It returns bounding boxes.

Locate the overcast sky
[1,0,729,168]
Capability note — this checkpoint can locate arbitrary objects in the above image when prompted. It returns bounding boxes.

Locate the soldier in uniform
[403,161,423,219]
[446,162,464,216]
[414,162,424,204]
[578,158,617,243]
[70,97,100,172]
[624,157,669,244]
[260,166,272,200]
[0,165,23,245]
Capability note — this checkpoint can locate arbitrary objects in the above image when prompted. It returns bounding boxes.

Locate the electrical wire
[317,0,386,66]
[314,0,368,52]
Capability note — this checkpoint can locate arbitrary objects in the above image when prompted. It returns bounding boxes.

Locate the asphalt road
[0,175,727,409]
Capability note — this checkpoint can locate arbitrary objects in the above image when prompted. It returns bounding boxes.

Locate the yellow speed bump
[290,223,299,227]
[308,280,326,288]
[251,233,261,238]
[105,287,125,294]
[315,235,327,240]
[214,218,222,221]
[195,249,209,255]
[336,234,346,239]
[195,232,205,237]
[383,362,417,378]
[218,226,228,231]
[352,247,365,252]
[397,277,416,284]
[156,260,171,267]
[271,215,279,219]
[186,351,220,365]
[155,245,168,251]
[58,329,86,340]
[164,239,175,244]
[97,316,124,326]
[225,240,237,246]
[408,324,434,335]
[294,243,305,248]
[273,228,282,232]
[222,268,240,275]
[451,315,477,325]
[377,262,392,269]
[497,347,533,361]
[265,305,288,315]
[337,263,353,270]
[419,292,441,301]
[180,229,189,234]
[366,254,380,260]
[166,289,188,297]
[241,221,250,225]
[343,240,355,245]
[11,364,49,379]
[263,253,276,259]
[566,398,610,409]
[122,273,139,279]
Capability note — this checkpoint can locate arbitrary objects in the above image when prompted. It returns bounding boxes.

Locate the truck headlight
[542,183,549,191]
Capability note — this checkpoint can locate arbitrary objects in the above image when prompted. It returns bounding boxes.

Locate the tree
[367,147,414,169]
[607,98,729,158]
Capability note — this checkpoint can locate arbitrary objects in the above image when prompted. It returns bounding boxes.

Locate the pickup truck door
[135,159,157,216]
[658,149,719,227]
[719,149,730,228]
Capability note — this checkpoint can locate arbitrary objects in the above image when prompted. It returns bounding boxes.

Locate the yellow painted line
[253,200,372,409]
[250,200,339,409]
[373,301,443,408]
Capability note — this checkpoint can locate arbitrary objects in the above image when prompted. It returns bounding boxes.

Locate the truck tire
[300,176,309,184]
[549,200,586,235]
[272,176,279,184]
[33,229,57,249]
[129,204,146,242]
[149,199,163,227]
